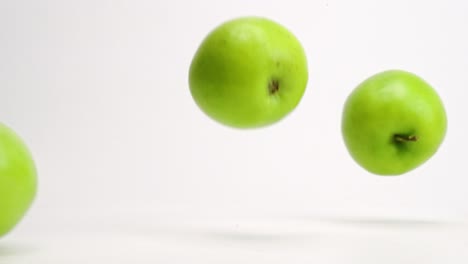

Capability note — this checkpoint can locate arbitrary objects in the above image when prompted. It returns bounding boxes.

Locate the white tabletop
[2,215,468,264]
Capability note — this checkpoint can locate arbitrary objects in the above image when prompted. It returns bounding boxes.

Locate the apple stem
[394,134,418,142]
[268,79,280,95]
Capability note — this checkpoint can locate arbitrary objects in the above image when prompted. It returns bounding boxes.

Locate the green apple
[189,16,308,128]
[0,123,37,237]
[342,70,447,176]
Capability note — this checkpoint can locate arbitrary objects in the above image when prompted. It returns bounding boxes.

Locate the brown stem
[268,79,279,95]
[394,134,418,142]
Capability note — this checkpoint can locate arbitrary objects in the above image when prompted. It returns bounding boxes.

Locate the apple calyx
[393,134,418,143]
[268,79,280,95]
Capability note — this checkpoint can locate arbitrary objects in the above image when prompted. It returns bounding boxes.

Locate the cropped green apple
[0,123,37,237]
[342,70,447,176]
[189,17,308,128]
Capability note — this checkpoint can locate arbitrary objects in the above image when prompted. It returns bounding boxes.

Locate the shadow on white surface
[0,243,36,257]
[2,215,468,263]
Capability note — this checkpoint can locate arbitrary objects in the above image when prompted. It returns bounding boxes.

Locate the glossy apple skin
[189,17,308,128]
[342,70,447,176]
[0,123,37,237]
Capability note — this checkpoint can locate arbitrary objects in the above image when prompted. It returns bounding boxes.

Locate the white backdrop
[1,0,467,236]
